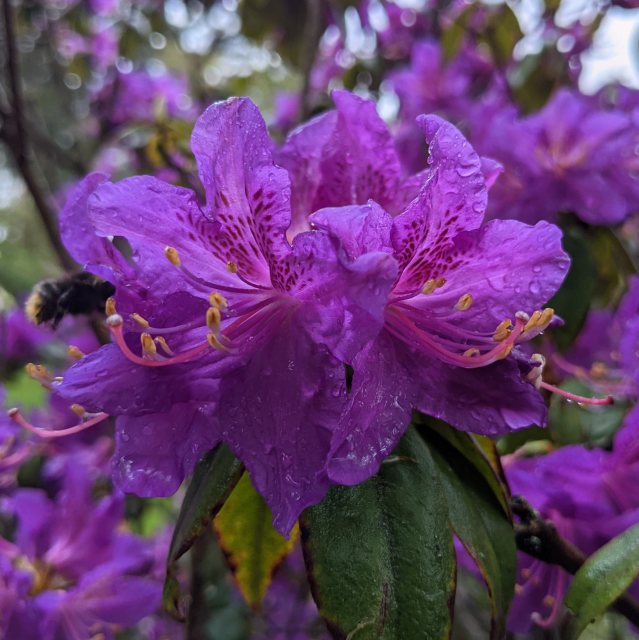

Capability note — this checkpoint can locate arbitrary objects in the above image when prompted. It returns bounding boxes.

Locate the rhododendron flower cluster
[41,91,570,536]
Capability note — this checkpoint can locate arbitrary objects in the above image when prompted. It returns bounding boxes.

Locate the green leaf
[548,226,597,350]
[214,473,298,607]
[549,378,627,447]
[421,427,516,640]
[416,416,510,516]
[301,428,456,640]
[163,444,244,619]
[564,524,639,639]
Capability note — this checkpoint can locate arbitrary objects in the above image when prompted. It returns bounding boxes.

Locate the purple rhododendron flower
[57,95,397,535]
[0,462,161,639]
[482,88,639,225]
[94,70,197,127]
[559,275,639,399]
[54,91,568,534]
[502,407,639,632]
[282,92,568,482]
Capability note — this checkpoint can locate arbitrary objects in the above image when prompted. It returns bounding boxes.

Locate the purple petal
[113,402,219,497]
[313,91,401,212]
[277,110,338,238]
[284,227,398,363]
[88,176,239,292]
[59,173,132,276]
[217,315,346,536]
[57,344,223,415]
[407,220,570,332]
[391,115,487,295]
[191,97,292,283]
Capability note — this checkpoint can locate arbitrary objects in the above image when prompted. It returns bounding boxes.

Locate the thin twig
[511,495,639,629]
[299,0,327,122]
[1,0,75,271]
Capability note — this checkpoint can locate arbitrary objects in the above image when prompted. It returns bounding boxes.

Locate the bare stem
[1,0,75,271]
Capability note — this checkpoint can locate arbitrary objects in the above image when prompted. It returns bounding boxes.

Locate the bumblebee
[26,272,116,328]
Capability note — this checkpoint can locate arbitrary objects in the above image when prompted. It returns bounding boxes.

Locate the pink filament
[109,323,210,367]
[0,444,35,469]
[8,408,110,439]
[539,381,614,406]
[387,309,525,369]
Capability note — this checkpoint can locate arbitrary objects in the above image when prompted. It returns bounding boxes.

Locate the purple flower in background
[482,88,639,225]
[57,95,397,535]
[556,276,639,399]
[0,463,161,639]
[0,309,49,363]
[502,407,639,632]
[94,70,197,127]
[252,545,330,640]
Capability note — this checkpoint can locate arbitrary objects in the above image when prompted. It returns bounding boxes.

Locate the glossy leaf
[422,428,516,640]
[214,473,298,607]
[417,416,510,515]
[564,523,639,639]
[163,443,244,620]
[301,427,456,640]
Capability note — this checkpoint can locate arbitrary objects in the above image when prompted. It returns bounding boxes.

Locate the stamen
[140,332,157,356]
[206,307,221,333]
[454,293,473,311]
[539,381,614,406]
[164,246,181,266]
[154,336,174,356]
[105,297,117,317]
[67,345,85,360]
[524,311,542,334]
[108,317,211,367]
[209,292,229,310]
[131,313,149,328]
[421,277,446,295]
[591,362,608,378]
[8,408,110,439]
[70,404,86,418]
[207,333,230,352]
[542,595,555,607]
[26,363,54,390]
[514,584,524,594]
[226,261,238,273]
[463,348,480,358]
[493,318,513,341]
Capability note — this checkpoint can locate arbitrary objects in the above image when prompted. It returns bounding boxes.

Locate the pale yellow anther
[526,353,546,389]
[524,310,542,333]
[207,332,229,352]
[131,313,149,328]
[454,293,473,311]
[226,261,238,273]
[421,279,437,295]
[539,307,554,328]
[154,336,174,356]
[463,348,480,358]
[493,318,512,342]
[70,404,86,417]
[26,363,53,383]
[164,246,181,266]
[206,307,221,332]
[140,332,157,355]
[209,292,229,310]
[590,361,608,379]
[421,277,446,294]
[105,297,117,317]
[542,595,556,607]
[514,584,524,595]
[67,345,85,361]
[521,568,532,579]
